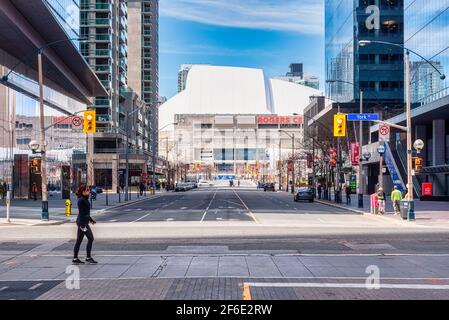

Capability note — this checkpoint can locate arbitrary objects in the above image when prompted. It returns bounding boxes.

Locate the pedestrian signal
[414,157,423,172]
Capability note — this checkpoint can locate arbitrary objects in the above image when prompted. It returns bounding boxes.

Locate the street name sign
[347,114,380,121]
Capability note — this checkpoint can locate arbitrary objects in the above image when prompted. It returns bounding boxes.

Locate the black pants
[346,195,351,205]
[74,225,94,258]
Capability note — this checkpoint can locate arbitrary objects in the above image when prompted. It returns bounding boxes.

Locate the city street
[1,185,449,300]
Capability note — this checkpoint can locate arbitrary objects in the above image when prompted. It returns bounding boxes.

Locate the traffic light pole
[357,90,364,208]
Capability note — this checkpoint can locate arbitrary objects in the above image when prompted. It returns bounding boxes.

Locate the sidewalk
[0,190,168,225]
[316,193,449,226]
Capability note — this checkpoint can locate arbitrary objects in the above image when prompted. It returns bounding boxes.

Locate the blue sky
[159,0,325,99]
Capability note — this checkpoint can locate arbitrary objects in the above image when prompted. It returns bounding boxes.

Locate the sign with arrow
[347,114,380,121]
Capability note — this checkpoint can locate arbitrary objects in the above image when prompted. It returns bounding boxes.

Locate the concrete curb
[315,200,366,215]
[0,219,70,226]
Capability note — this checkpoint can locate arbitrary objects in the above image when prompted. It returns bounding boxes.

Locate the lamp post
[1,38,92,220]
[359,39,445,221]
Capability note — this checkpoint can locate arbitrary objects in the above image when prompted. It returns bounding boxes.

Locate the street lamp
[359,39,446,221]
[1,38,91,221]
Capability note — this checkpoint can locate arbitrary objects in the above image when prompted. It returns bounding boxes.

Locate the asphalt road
[2,186,449,300]
[95,187,348,223]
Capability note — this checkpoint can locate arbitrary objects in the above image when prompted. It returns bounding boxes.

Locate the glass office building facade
[44,0,81,44]
[325,0,404,114]
[405,0,449,107]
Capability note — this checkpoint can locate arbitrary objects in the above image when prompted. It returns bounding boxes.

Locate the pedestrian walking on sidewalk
[391,186,403,215]
[377,187,386,215]
[317,184,322,200]
[139,181,145,196]
[73,184,97,265]
[345,185,351,205]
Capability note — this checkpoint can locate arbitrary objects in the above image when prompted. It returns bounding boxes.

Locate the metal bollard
[65,199,72,217]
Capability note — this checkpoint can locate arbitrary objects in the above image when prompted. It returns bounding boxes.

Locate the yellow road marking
[233,189,259,223]
[242,283,252,300]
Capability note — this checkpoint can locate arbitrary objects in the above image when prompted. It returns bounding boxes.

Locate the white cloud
[160,0,324,34]
[160,43,277,57]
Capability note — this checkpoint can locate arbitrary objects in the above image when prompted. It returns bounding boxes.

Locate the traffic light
[414,157,423,172]
[83,110,96,134]
[334,114,347,137]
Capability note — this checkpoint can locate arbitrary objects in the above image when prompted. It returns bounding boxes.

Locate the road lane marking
[244,282,449,290]
[232,189,259,223]
[0,286,8,292]
[131,213,152,223]
[29,283,43,290]
[200,188,218,222]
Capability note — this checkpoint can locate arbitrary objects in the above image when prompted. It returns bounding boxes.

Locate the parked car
[185,180,198,188]
[294,187,314,202]
[264,183,276,192]
[257,181,265,189]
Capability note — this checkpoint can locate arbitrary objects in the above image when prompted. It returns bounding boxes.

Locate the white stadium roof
[159,65,322,130]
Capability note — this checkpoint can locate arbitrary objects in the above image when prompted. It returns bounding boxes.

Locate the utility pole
[37,50,48,220]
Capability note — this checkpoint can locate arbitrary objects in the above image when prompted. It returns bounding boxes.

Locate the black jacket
[76,195,94,226]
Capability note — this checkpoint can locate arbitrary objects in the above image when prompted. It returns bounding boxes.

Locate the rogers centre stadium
[159,65,326,182]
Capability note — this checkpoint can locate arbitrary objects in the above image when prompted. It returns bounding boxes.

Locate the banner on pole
[350,142,360,166]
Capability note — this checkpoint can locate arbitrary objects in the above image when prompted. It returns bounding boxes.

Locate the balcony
[143,18,152,24]
[119,30,127,44]
[119,16,127,29]
[119,1,127,15]
[100,80,111,88]
[91,49,111,57]
[80,18,111,27]
[97,114,112,122]
[119,59,127,71]
[94,64,111,72]
[119,74,127,85]
[119,45,127,57]
[94,98,110,106]
[94,34,111,42]
[81,3,112,11]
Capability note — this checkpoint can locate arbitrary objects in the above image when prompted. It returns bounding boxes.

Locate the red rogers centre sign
[257,116,303,125]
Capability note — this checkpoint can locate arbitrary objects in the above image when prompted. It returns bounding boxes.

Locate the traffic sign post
[379,125,390,142]
[72,116,83,127]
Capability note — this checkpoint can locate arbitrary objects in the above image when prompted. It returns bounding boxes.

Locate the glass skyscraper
[44,0,81,44]
[325,0,405,116]
[405,0,449,107]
